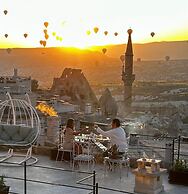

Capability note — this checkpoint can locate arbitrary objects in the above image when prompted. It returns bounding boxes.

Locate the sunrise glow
[1,0,188,49]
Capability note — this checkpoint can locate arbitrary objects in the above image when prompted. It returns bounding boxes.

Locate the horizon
[1,0,188,49]
[0,39,187,50]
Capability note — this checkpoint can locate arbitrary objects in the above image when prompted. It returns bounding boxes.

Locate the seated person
[94,118,128,156]
[62,118,85,153]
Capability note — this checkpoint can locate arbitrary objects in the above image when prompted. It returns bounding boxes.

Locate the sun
[63,41,90,49]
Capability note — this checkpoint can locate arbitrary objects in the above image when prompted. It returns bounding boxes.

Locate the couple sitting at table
[63,118,128,156]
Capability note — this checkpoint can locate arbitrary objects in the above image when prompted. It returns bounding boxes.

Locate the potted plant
[169,159,188,185]
[0,175,10,194]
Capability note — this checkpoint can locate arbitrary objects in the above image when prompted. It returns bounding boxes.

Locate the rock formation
[99,88,118,118]
[51,68,98,108]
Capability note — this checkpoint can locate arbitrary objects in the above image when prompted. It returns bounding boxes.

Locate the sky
[1,0,188,48]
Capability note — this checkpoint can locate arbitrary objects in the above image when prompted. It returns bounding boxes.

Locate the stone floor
[0,153,187,194]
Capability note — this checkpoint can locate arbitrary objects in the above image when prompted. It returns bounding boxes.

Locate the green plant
[0,175,6,189]
[173,159,188,172]
[0,175,9,194]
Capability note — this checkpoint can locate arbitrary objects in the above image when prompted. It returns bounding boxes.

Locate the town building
[0,68,31,101]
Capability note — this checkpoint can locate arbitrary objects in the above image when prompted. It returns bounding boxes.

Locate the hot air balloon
[24,33,28,38]
[114,32,118,36]
[59,37,63,41]
[151,32,155,37]
[86,30,91,35]
[52,32,56,36]
[44,29,47,34]
[43,41,46,47]
[61,21,66,26]
[102,48,107,54]
[39,40,43,45]
[127,29,133,34]
[165,56,170,61]
[44,22,49,28]
[4,10,8,15]
[6,48,12,54]
[4,34,8,38]
[56,36,60,41]
[104,31,108,36]
[93,27,99,34]
[45,34,49,40]
[120,55,125,63]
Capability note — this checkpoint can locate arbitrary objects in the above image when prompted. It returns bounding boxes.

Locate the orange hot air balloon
[4,10,8,15]
[151,32,155,37]
[43,41,46,47]
[44,22,49,28]
[39,40,43,45]
[120,55,125,63]
[45,34,49,40]
[93,27,99,34]
[102,48,107,54]
[86,30,91,35]
[104,31,108,36]
[114,32,118,36]
[4,34,8,38]
[24,33,28,38]
[44,29,47,34]
[52,32,56,36]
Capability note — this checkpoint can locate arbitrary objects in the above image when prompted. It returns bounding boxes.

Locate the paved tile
[0,154,187,194]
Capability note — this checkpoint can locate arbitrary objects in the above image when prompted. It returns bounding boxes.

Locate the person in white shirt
[95,118,128,153]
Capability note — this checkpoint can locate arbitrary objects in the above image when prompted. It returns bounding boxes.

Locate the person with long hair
[62,118,84,152]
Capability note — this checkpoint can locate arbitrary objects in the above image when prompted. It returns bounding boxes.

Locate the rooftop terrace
[0,153,187,194]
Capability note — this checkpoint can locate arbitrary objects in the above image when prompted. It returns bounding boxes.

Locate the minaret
[122,29,135,112]
[13,68,18,77]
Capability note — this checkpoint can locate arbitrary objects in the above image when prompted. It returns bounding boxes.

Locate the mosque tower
[122,29,135,112]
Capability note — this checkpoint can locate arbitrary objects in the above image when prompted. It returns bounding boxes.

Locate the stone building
[0,68,31,96]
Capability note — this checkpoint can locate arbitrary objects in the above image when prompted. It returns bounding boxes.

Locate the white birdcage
[0,93,41,165]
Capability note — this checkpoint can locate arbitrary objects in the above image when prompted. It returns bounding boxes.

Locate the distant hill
[0,41,188,88]
[95,40,188,60]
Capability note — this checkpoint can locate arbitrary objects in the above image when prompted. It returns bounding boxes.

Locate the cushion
[0,124,38,146]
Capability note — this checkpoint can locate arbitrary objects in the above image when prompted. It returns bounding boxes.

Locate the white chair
[72,140,95,171]
[104,156,130,179]
[55,129,73,163]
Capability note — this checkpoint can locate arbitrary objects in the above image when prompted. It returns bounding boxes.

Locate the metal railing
[1,161,98,194]
[2,160,137,194]
[129,133,188,163]
[1,133,188,194]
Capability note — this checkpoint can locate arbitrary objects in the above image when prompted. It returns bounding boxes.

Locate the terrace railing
[129,133,188,165]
